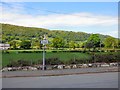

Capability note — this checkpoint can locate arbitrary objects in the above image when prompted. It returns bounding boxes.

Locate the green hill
[1,23,109,43]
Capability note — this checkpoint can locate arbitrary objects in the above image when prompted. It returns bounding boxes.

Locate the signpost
[41,35,48,70]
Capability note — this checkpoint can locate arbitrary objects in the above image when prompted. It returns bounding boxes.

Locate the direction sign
[41,40,48,45]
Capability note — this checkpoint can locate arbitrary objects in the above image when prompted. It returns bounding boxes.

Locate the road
[2,72,118,88]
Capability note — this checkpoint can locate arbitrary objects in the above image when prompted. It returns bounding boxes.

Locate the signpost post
[41,35,48,70]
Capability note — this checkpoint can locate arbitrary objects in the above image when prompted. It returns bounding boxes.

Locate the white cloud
[1,12,117,27]
[100,30,118,38]
[0,4,118,37]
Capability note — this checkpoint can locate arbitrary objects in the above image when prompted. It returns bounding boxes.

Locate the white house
[0,43,10,50]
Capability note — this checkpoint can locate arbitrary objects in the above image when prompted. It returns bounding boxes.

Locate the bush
[52,51,57,53]
[2,51,9,54]
[18,51,43,53]
[7,61,19,67]
[94,53,119,63]
[46,58,63,65]
[7,60,31,67]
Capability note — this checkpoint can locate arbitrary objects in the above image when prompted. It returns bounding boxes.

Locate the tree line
[5,34,120,50]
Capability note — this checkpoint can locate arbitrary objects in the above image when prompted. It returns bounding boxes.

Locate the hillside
[1,23,109,43]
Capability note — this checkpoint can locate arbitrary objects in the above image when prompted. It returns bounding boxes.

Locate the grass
[2,50,91,67]
[2,49,119,67]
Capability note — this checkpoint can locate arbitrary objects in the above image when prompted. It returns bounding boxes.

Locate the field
[2,49,120,67]
[2,50,92,67]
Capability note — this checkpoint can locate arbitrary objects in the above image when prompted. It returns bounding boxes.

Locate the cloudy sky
[0,2,118,38]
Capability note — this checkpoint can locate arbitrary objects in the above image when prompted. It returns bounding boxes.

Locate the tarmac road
[2,72,118,88]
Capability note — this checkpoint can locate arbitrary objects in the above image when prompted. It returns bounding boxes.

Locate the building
[0,43,10,50]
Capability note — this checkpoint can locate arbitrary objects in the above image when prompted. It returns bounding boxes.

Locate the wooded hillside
[1,23,109,43]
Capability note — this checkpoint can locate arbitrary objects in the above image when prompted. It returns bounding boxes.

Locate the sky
[0,2,118,38]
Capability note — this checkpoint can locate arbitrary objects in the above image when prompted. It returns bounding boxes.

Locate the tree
[9,40,21,49]
[86,34,100,50]
[9,40,17,49]
[85,41,94,51]
[104,37,117,49]
[69,41,76,49]
[79,41,84,48]
[31,38,42,49]
[52,37,65,49]
[20,40,31,49]
[118,39,120,48]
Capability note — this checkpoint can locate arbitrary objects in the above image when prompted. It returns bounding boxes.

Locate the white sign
[41,40,48,45]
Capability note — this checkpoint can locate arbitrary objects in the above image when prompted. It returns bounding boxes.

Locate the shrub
[46,58,63,65]
[7,60,31,67]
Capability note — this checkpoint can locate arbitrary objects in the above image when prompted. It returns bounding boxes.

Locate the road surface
[2,72,118,88]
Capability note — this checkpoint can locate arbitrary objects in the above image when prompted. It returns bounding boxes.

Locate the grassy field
[2,49,120,67]
[2,50,92,67]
